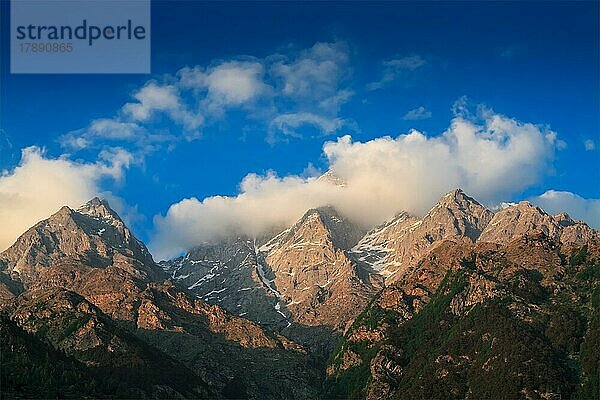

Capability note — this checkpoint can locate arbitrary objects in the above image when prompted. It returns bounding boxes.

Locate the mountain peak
[1,197,161,286]
[296,206,364,250]
[553,212,575,227]
[516,200,535,209]
[510,201,550,216]
[76,197,121,222]
[317,170,346,187]
[54,205,74,217]
[506,200,549,217]
[478,200,559,244]
[303,205,338,220]
[438,188,482,208]
[446,188,464,196]
[352,189,494,282]
[85,196,108,208]
[425,189,492,229]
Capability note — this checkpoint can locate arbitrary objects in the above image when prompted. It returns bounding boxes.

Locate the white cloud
[60,119,146,150]
[323,113,555,219]
[150,109,562,259]
[385,56,427,70]
[123,83,181,121]
[151,172,343,258]
[178,61,270,116]
[122,82,204,131]
[64,41,354,153]
[272,41,350,108]
[556,139,568,150]
[0,147,132,251]
[87,119,142,140]
[204,61,268,104]
[530,190,600,229]
[402,106,432,121]
[269,112,350,140]
[584,139,596,151]
[367,55,426,90]
[267,41,354,137]
[60,118,178,157]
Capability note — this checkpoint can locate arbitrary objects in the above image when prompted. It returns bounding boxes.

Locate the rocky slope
[350,190,597,285]
[160,188,597,360]
[260,207,378,330]
[161,236,287,330]
[3,287,213,398]
[350,189,494,283]
[326,236,600,399]
[163,206,381,353]
[478,201,597,245]
[0,199,321,399]
[1,190,598,399]
[0,197,162,290]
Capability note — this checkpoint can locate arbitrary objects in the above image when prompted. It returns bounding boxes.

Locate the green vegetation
[325,245,600,399]
[570,245,589,267]
[1,309,213,399]
[0,316,101,399]
[325,294,394,398]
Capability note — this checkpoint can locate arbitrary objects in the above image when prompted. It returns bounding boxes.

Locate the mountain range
[1,188,598,399]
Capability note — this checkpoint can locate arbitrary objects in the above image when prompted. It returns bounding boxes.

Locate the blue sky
[1,1,599,256]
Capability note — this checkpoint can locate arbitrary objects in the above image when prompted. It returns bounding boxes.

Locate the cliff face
[161,236,287,330]
[261,207,378,332]
[349,191,596,286]
[162,206,379,353]
[160,190,597,355]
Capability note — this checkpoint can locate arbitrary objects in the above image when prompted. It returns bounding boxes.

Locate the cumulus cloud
[367,55,426,90]
[151,173,342,258]
[150,109,562,259]
[530,190,600,229]
[203,62,267,104]
[0,147,132,251]
[402,106,432,121]
[64,41,354,155]
[123,83,180,121]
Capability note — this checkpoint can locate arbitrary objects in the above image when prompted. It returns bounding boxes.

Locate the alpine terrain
[1,189,598,399]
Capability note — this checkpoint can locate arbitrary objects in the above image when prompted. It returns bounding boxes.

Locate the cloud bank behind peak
[150,109,562,259]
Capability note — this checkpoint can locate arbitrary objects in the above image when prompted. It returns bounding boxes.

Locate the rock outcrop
[350,189,494,283]
[478,201,597,245]
[161,236,287,330]
[261,207,378,335]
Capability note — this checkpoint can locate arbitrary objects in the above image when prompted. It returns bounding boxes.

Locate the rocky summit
[1,190,598,399]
